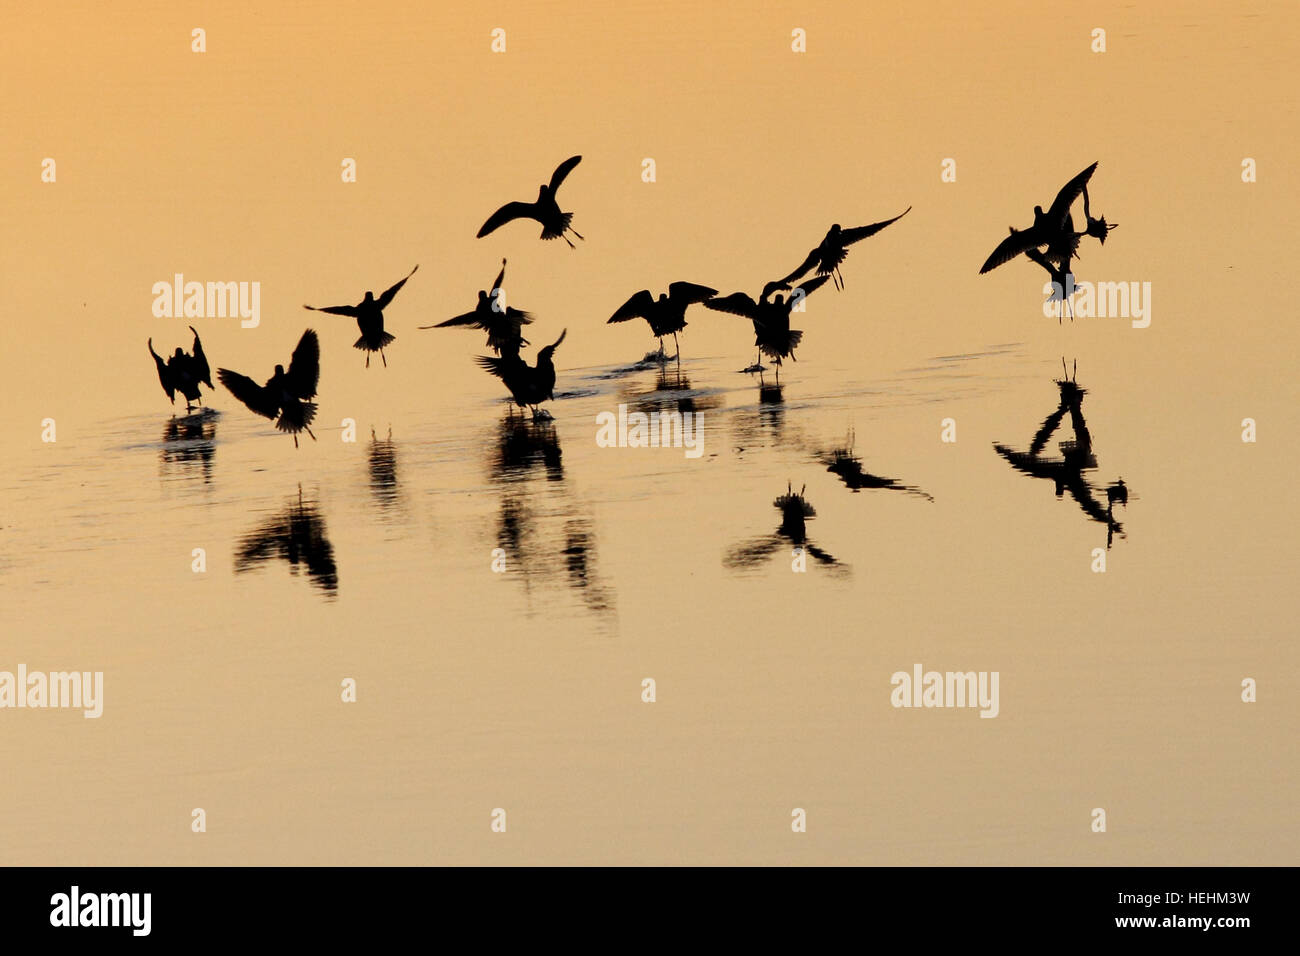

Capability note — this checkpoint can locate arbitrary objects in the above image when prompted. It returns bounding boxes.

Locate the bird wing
[189,326,213,388]
[217,369,278,419]
[423,309,482,330]
[980,229,1042,274]
[549,155,582,193]
[607,290,656,323]
[841,206,912,245]
[376,264,419,309]
[288,329,320,399]
[791,274,831,299]
[704,292,760,318]
[667,281,718,305]
[776,248,821,287]
[303,303,360,317]
[475,354,522,381]
[1047,162,1098,226]
[148,339,175,402]
[477,201,537,238]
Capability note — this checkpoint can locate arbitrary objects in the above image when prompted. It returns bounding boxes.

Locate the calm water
[2,0,1297,865]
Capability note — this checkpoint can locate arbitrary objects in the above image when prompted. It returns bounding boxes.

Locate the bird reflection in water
[488,416,613,615]
[160,409,218,483]
[729,382,796,456]
[994,360,1129,547]
[821,429,933,501]
[367,426,401,512]
[234,485,338,596]
[725,482,846,574]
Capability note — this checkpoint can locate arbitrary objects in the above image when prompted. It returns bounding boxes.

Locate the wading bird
[477,156,584,247]
[779,207,911,290]
[979,162,1098,275]
[476,329,567,420]
[705,276,831,382]
[217,329,321,447]
[148,326,213,410]
[303,265,418,367]
[606,281,717,359]
[420,259,532,356]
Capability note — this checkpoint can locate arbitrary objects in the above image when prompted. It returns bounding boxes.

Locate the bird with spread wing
[420,258,532,356]
[779,207,911,291]
[148,325,213,411]
[476,156,584,247]
[217,329,321,447]
[607,281,717,360]
[303,265,418,367]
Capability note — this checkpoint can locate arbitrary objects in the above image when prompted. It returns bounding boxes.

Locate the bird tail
[277,400,318,434]
[355,332,396,351]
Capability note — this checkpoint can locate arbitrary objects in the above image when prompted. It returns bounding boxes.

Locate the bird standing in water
[303,265,418,367]
[607,281,717,360]
[476,329,567,420]
[705,276,831,382]
[421,258,532,356]
[779,207,911,290]
[476,156,584,248]
[149,326,213,410]
[217,329,321,448]
[979,162,1099,275]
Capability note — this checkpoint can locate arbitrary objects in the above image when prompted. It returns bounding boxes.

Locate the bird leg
[672,332,681,362]
[305,426,317,442]
[365,353,371,369]
[381,348,388,368]
[568,227,584,241]
[562,235,575,249]
[293,434,299,448]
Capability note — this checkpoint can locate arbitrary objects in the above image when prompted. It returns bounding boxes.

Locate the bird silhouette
[607,281,717,360]
[235,486,338,595]
[148,326,213,410]
[476,329,567,420]
[779,207,911,290]
[420,258,532,356]
[705,276,831,382]
[217,329,321,447]
[979,163,1098,274]
[724,482,842,570]
[303,265,418,367]
[1082,183,1118,244]
[477,156,584,247]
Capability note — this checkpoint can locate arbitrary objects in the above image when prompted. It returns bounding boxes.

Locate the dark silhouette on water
[303,265,418,367]
[979,162,1098,275]
[779,207,911,290]
[421,258,532,356]
[993,360,1128,546]
[149,326,213,410]
[487,416,615,615]
[234,485,338,595]
[725,482,843,571]
[368,427,400,511]
[821,430,933,500]
[607,281,717,360]
[160,409,218,483]
[476,329,567,420]
[706,276,831,382]
[477,156,584,247]
[217,329,320,447]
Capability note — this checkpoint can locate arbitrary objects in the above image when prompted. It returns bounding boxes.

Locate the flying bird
[607,281,717,358]
[979,163,1098,274]
[303,265,418,367]
[420,258,532,356]
[217,329,321,447]
[779,207,911,290]
[477,156,584,247]
[476,329,567,420]
[149,325,213,410]
[705,276,831,381]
